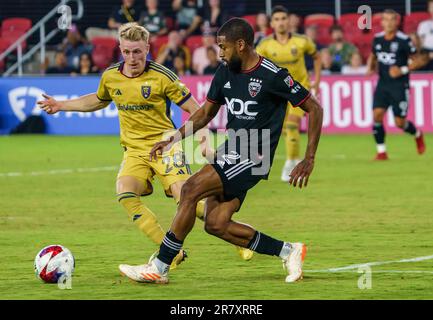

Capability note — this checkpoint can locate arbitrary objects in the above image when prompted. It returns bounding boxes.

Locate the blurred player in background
[367,9,426,160]
[38,23,253,268]
[256,5,321,182]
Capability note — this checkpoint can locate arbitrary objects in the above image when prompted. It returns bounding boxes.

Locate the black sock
[373,122,385,144]
[157,231,183,265]
[403,121,417,135]
[247,231,284,256]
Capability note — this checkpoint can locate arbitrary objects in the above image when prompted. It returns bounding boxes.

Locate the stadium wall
[1,74,433,135]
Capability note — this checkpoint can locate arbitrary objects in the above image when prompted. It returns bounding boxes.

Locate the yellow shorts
[117,143,191,198]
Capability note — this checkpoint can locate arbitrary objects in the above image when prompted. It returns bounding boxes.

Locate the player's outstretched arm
[37,93,111,114]
[288,95,323,189]
[150,100,220,161]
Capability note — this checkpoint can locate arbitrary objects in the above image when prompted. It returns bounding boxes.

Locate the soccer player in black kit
[119,18,323,284]
[367,9,426,160]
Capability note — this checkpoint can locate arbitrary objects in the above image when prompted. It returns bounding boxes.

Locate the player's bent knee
[204,221,226,236]
[180,179,201,203]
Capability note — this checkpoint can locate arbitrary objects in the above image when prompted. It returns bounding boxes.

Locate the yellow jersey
[256,33,316,89]
[96,61,191,152]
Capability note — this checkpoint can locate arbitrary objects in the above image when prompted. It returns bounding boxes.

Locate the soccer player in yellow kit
[256,6,321,182]
[38,23,252,268]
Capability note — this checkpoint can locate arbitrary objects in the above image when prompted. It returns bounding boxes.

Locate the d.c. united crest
[141,85,151,98]
[248,78,262,98]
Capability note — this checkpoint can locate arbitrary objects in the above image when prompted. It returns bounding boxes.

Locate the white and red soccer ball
[34,245,75,283]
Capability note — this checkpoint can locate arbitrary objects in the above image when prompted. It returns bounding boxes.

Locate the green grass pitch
[1,133,433,299]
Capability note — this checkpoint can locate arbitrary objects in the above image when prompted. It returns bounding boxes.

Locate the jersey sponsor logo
[390,42,399,52]
[117,104,154,111]
[290,84,302,94]
[224,81,231,89]
[225,97,258,119]
[377,52,396,65]
[284,75,295,88]
[141,85,151,99]
[248,78,262,97]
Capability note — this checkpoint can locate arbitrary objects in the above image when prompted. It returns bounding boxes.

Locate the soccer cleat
[119,261,168,284]
[374,152,388,161]
[415,132,426,155]
[282,243,307,283]
[281,159,301,182]
[236,246,254,261]
[148,249,187,271]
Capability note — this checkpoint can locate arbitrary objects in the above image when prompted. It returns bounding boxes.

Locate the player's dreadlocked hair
[217,18,254,47]
[118,22,150,43]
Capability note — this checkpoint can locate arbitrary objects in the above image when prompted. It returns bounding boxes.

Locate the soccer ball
[34,245,75,283]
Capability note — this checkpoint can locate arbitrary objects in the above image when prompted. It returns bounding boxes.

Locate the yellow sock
[285,121,300,160]
[117,192,165,245]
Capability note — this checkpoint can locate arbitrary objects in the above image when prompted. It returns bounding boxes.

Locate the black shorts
[373,82,410,118]
[211,141,269,211]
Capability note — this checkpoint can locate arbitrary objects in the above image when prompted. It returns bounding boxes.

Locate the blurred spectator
[139,0,168,36]
[58,24,92,69]
[203,46,221,74]
[201,0,225,34]
[45,51,75,74]
[320,48,339,74]
[86,0,140,41]
[173,54,191,76]
[71,52,100,76]
[288,13,301,33]
[172,0,203,37]
[156,30,191,70]
[254,12,270,47]
[417,0,433,70]
[192,31,219,75]
[327,24,357,72]
[417,0,433,51]
[304,25,324,71]
[341,51,367,75]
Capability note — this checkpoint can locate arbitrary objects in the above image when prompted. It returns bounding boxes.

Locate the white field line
[0,166,118,177]
[305,270,433,274]
[305,254,433,274]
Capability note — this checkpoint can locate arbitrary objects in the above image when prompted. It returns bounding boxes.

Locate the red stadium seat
[304,14,334,45]
[403,12,430,34]
[242,15,257,28]
[91,37,118,70]
[0,37,14,70]
[1,18,32,34]
[1,18,32,52]
[185,35,202,55]
[151,35,169,60]
[339,13,364,42]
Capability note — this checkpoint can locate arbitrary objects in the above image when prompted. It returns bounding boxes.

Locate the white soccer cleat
[282,243,307,283]
[281,159,301,182]
[119,261,168,284]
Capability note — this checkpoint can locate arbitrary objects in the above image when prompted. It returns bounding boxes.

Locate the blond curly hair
[118,22,150,43]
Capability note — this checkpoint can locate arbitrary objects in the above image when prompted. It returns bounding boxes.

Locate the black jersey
[372,31,416,84]
[206,56,310,169]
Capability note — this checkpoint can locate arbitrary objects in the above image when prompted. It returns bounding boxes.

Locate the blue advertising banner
[0,76,183,135]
